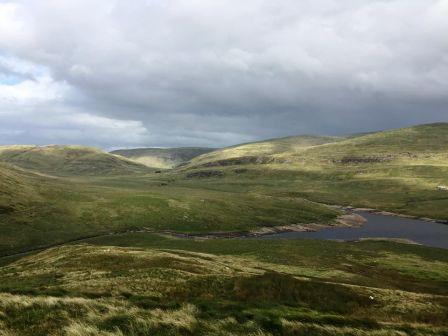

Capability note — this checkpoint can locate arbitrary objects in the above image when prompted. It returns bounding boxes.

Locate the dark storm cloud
[0,0,447,148]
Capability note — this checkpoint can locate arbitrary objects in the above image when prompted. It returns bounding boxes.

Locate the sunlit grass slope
[186,123,448,168]
[188,135,343,166]
[179,123,448,219]
[0,237,446,335]
[111,147,216,169]
[0,163,44,214]
[0,145,151,176]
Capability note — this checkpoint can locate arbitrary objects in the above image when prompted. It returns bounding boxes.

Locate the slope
[0,238,446,335]
[186,123,448,168]
[111,147,216,169]
[187,135,342,167]
[0,145,151,176]
[177,123,448,220]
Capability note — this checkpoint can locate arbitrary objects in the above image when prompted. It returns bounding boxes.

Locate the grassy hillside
[0,163,44,214]
[186,123,448,168]
[0,166,339,256]
[188,135,342,167]
[0,124,447,335]
[0,237,446,335]
[179,123,448,220]
[1,123,448,254]
[288,122,448,164]
[0,145,150,176]
[111,147,216,169]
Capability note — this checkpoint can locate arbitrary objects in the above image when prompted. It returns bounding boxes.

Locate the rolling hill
[1,123,448,335]
[111,147,216,169]
[185,123,448,168]
[179,123,448,220]
[0,145,151,176]
[0,153,339,256]
[0,237,447,335]
[186,135,342,167]
[0,162,43,214]
[1,123,448,255]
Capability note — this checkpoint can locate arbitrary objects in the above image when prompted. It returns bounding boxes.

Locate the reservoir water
[261,211,448,249]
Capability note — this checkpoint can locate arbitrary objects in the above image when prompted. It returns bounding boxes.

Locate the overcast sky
[0,0,447,149]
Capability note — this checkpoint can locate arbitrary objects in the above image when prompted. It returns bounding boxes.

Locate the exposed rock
[337,213,366,227]
[334,156,394,164]
[186,170,224,179]
[198,156,273,168]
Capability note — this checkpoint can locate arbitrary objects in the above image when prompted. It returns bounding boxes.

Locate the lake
[260,211,448,249]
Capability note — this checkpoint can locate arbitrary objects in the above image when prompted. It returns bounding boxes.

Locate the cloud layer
[0,0,447,148]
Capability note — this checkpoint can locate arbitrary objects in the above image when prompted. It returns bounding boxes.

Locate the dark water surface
[261,211,448,249]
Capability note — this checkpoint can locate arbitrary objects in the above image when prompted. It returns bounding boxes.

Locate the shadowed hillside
[111,147,216,169]
[0,145,151,176]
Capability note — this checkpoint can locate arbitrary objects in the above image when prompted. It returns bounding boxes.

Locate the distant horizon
[1,121,446,151]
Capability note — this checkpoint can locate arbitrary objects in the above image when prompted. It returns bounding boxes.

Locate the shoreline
[338,206,448,224]
[2,205,446,260]
[157,212,366,239]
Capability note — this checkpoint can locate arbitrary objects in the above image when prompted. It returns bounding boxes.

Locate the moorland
[0,123,448,335]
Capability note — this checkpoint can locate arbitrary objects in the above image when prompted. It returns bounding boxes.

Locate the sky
[0,0,447,149]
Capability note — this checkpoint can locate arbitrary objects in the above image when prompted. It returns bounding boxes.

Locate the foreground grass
[0,237,447,335]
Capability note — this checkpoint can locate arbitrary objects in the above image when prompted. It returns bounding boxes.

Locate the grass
[0,145,150,176]
[0,163,339,255]
[177,123,448,219]
[0,237,447,335]
[1,123,448,334]
[111,147,216,169]
[1,124,448,256]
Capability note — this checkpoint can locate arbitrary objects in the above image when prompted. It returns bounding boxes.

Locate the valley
[0,123,448,335]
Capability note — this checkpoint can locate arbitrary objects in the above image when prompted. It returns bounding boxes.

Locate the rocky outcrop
[186,170,224,178]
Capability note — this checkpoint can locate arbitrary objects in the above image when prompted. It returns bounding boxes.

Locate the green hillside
[179,123,448,220]
[0,237,446,335]
[1,123,448,335]
[186,123,448,168]
[111,147,216,169]
[0,163,43,214]
[0,162,339,256]
[188,135,342,167]
[1,123,447,255]
[289,122,448,164]
[0,145,150,176]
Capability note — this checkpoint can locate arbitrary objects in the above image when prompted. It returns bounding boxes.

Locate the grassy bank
[0,236,446,335]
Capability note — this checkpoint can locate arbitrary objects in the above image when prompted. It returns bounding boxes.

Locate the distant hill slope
[0,163,43,214]
[111,147,216,169]
[184,123,448,168]
[186,135,343,167]
[295,123,448,163]
[178,123,448,221]
[0,145,150,176]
